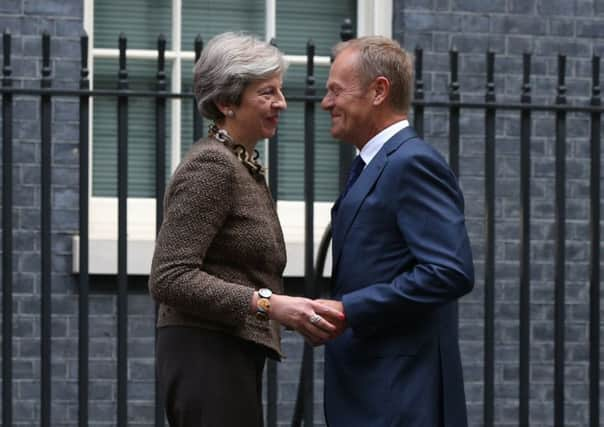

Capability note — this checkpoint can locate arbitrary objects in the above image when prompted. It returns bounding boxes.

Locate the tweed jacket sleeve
[148,145,255,328]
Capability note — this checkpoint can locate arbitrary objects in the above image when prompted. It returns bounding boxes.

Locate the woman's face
[227,74,287,147]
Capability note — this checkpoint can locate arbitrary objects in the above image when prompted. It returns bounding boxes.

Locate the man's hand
[267,294,345,346]
[314,299,347,340]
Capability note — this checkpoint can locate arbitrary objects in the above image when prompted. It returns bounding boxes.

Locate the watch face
[258,288,272,299]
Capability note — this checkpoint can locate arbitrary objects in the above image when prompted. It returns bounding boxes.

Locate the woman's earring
[226,110,235,118]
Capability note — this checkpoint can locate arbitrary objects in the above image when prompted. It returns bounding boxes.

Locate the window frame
[78,0,393,276]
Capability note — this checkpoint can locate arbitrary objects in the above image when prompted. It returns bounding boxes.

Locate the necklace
[208,123,266,179]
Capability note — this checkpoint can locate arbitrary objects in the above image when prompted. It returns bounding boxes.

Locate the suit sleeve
[148,149,254,328]
[342,147,474,337]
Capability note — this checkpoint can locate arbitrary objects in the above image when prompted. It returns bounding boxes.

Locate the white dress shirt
[359,119,409,167]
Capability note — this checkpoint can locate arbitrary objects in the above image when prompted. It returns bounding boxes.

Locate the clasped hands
[269,295,347,346]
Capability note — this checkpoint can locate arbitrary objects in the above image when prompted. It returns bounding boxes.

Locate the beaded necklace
[208,123,266,179]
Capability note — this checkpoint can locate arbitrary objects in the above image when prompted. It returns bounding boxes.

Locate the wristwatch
[256,288,273,321]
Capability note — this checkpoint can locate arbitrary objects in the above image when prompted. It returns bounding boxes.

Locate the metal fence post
[483,49,496,427]
[553,53,567,427]
[40,31,53,427]
[448,49,460,176]
[588,54,601,427]
[116,33,129,427]
[78,31,91,427]
[1,29,13,427]
[518,51,532,427]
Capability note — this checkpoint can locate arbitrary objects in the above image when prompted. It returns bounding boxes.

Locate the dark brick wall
[1,0,603,426]
[394,1,604,426]
[1,1,85,426]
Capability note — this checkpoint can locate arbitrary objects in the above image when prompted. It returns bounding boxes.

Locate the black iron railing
[0,20,602,427]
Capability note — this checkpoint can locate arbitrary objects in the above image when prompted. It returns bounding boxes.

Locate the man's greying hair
[194,32,288,121]
[333,36,413,113]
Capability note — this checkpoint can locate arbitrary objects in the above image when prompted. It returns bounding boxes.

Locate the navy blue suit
[325,127,474,427]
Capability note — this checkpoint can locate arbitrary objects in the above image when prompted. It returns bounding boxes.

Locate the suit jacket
[148,137,286,359]
[325,127,474,427]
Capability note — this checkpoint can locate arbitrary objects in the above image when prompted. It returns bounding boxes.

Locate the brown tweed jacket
[148,137,286,358]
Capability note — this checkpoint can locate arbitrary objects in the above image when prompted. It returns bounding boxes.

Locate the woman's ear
[216,102,235,118]
[372,76,390,107]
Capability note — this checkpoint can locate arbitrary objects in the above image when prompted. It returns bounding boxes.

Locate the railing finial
[591,54,600,100]
[194,34,203,62]
[521,52,531,103]
[118,33,128,88]
[556,53,567,104]
[449,49,459,101]
[485,50,495,102]
[2,30,11,73]
[306,39,315,92]
[340,18,354,42]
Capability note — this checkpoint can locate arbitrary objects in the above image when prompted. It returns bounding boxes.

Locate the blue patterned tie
[333,155,365,215]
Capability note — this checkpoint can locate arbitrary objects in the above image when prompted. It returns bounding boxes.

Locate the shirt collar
[359,119,409,166]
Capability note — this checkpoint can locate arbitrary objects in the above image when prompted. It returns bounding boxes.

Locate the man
[317,36,475,427]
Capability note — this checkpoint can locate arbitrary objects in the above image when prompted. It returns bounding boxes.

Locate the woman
[148,32,343,427]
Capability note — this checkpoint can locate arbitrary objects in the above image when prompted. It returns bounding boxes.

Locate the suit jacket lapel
[331,127,419,276]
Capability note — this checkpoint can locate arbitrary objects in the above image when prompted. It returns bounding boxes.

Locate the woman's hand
[268,294,346,346]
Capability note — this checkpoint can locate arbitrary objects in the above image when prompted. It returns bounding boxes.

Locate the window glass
[279,65,337,201]
[93,58,172,197]
[276,0,356,56]
[94,0,172,49]
[181,0,264,50]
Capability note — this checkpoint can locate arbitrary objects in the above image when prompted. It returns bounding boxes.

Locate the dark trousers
[156,326,267,427]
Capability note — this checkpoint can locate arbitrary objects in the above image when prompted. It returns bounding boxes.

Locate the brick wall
[1,0,84,425]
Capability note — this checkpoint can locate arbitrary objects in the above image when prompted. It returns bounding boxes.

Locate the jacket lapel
[331,127,419,275]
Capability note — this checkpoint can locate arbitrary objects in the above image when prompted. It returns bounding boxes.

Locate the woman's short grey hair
[194,32,288,121]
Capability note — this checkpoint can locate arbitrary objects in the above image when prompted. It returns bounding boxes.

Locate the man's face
[321,48,373,147]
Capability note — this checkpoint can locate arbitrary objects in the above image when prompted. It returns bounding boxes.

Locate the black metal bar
[413,47,425,138]
[448,49,460,176]
[314,223,333,297]
[155,34,167,256]
[3,85,604,114]
[78,32,90,427]
[338,19,355,192]
[291,361,305,427]
[268,122,279,199]
[339,18,354,51]
[266,141,279,427]
[519,52,532,427]
[266,35,280,427]
[154,34,167,427]
[0,87,200,98]
[193,35,203,142]
[588,54,600,427]
[267,37,280,210]
[338,144,354,193]
[1,30,13,427]
[40,31,52,427]
[116,33,129,427]
[409,100,604,112]
[553,53,567,427]
[483,50,496,427]
[302,39,316,427]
